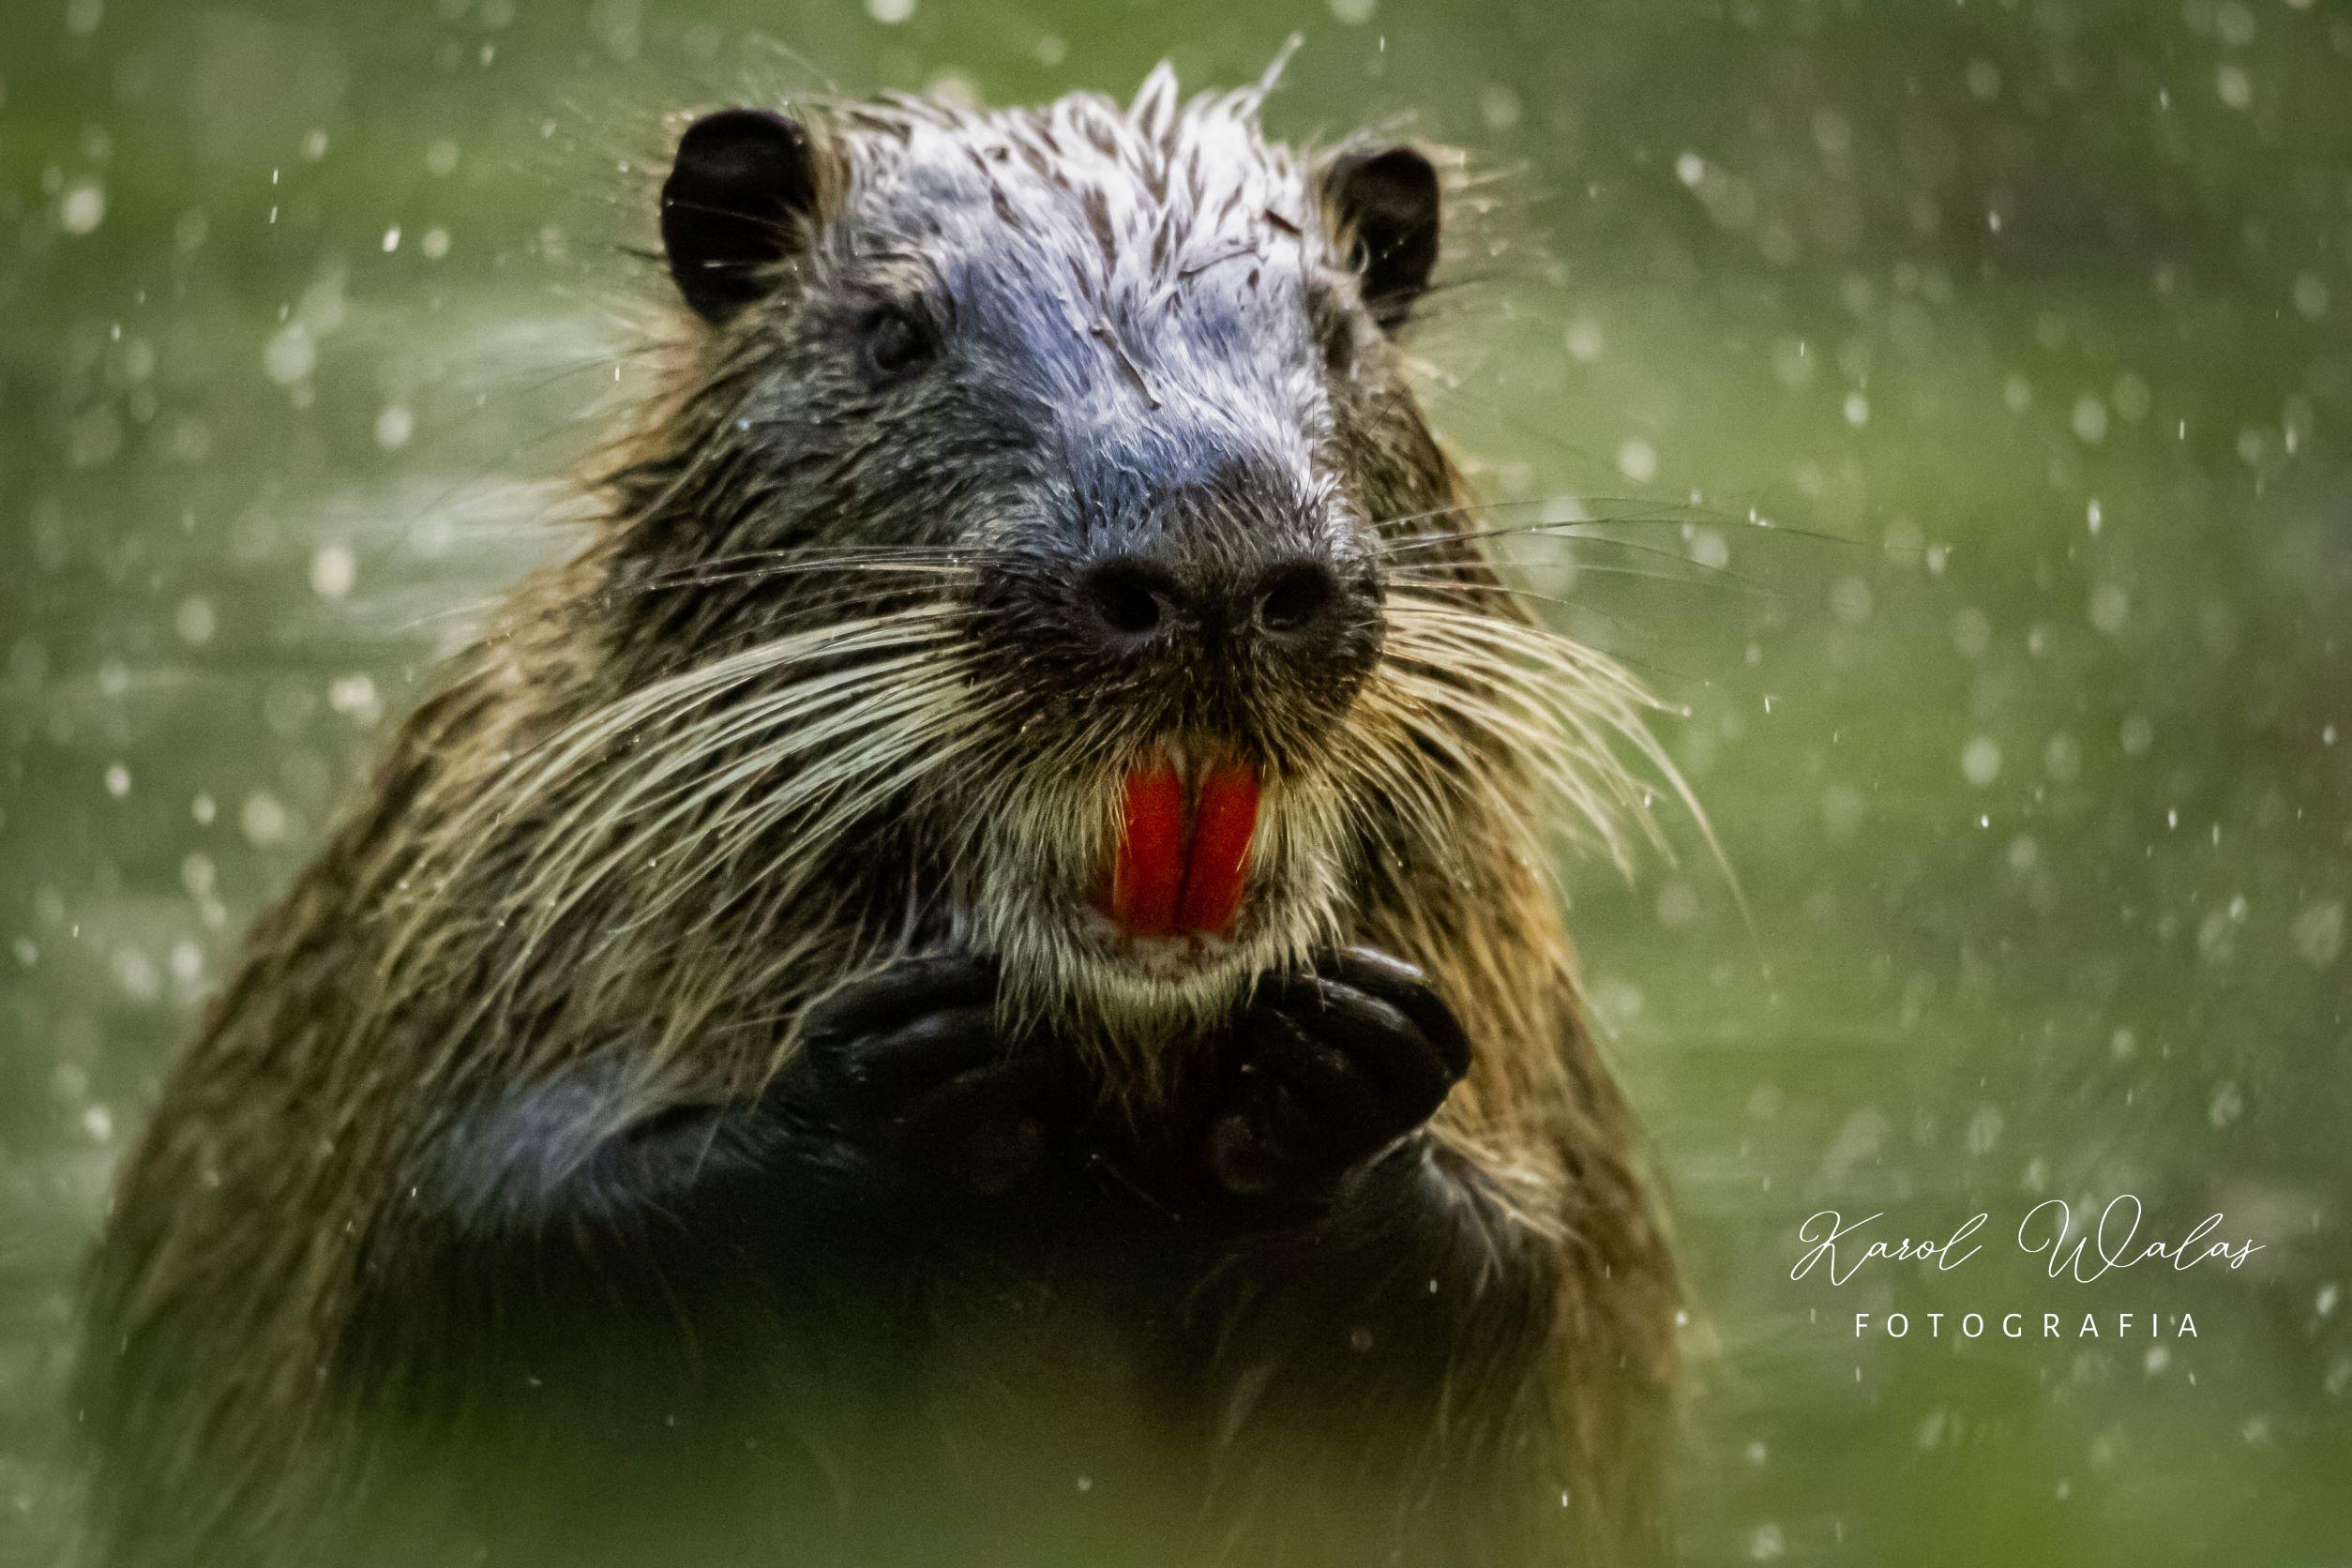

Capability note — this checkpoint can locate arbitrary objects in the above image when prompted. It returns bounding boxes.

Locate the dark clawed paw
[783,954,1058,1198]
[1207,947,1471,1199]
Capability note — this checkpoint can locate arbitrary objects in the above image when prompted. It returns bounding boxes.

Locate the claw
[1206,947,1469,1197]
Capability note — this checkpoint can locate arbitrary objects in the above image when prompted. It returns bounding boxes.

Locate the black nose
[1249,560,1340,634]
[1077,552,1369,663]
[1076,556,1184,640]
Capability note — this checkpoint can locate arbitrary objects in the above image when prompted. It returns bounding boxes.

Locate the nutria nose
[1077,553,1367,663]
[1077,556,1184,640]
[1249,560,1340,635]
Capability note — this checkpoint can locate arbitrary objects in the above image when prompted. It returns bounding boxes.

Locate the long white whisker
[1374,593,1742,922]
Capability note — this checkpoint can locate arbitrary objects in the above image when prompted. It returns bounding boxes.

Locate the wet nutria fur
[78,63,1681,1568]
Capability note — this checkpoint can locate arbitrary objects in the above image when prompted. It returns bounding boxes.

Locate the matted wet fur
[77,61,1682,1568]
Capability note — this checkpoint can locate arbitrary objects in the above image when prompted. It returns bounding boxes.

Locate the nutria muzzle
[965,447,1385,770]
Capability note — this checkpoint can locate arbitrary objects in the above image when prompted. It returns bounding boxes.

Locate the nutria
[77,62,1681,1568]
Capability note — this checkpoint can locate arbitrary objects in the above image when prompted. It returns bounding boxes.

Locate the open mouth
[1101,747,1261,942]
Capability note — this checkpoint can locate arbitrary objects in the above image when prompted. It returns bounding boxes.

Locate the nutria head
[430,66,1666,1068]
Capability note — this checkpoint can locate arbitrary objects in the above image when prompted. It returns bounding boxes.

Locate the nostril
[1079,557,1175,640]
[1253,561,1339,635]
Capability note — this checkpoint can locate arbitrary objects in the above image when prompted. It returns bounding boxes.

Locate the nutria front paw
[779,954,1062,1199]
[1205,948,1471,1199]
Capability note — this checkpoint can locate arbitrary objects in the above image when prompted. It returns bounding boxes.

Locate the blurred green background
[3,0,2348,1563]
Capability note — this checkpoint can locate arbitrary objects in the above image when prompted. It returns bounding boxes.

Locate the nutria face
[619,70,1466,1038]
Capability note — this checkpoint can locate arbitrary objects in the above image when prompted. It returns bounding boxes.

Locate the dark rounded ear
[661,108,820,324]
[1326,146,1440,333]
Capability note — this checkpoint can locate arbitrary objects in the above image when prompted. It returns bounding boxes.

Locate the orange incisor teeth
[1107,761,1259,939]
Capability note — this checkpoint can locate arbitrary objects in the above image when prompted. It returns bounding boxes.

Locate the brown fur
[78,67,1680,1568]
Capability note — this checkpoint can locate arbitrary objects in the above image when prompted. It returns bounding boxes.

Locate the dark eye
[859,302,938,380]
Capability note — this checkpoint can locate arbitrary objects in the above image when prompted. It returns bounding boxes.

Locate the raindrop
[241,792,290,847]
[2291,900,2344,968]
[60,179,107,234]
[310,544,356,599]
[2088,583,2129,635]
[264,324,316,386]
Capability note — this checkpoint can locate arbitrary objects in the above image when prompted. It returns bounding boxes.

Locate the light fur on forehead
[801,55,1330,309]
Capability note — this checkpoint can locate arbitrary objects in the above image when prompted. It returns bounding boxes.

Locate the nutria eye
[859,304,937,380]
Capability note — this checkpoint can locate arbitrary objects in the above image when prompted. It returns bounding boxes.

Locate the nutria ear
[1325,146,1440,333]
[661,108,819,324]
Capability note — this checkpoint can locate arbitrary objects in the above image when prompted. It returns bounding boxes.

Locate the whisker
[1373,592,1748,929]
[1367,493,1700,535]
[502,646,962,907]
[468,671,983,1036]
[380,610,964,994]
[1383,522,1755,573]
[1388,561,1775,600]
[563,672,982,949]
[477,613,953,829]
[1368,491,1866,553]
[630,545,978,595]
[1378,583,1709,690]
